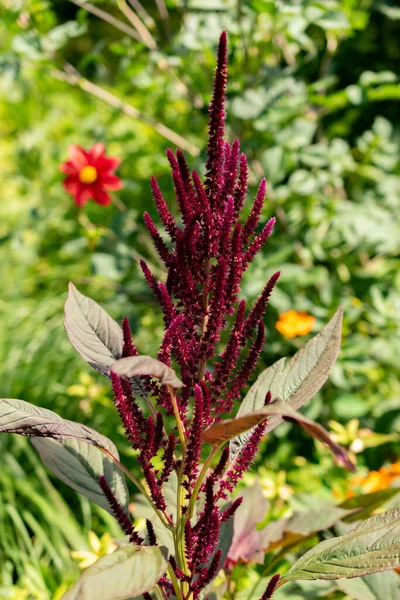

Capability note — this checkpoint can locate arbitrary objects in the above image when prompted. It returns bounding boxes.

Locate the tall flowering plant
[2,32,400,600]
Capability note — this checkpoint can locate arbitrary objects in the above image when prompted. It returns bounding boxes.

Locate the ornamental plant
[2,31,400,600]
[60,143,122,206]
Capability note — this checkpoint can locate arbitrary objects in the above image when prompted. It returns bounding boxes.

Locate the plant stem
[168,561,184,600]
[168,386,187,453]
[186,443,223,520]
[154,584,168,600]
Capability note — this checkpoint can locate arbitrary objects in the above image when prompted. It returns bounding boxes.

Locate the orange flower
[276,310,315,338]
[350,461,400,494]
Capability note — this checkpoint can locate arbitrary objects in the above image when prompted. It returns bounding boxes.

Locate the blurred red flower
[60,143,122,206]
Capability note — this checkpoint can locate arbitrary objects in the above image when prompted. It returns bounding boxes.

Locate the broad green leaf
[0,398,104,443]
[281,509,400,583]
[62,545,168,600]
[236,308,343,434]
[228,482,269,564]
[0,398,129,516]
[336,570,400,600]
[262,501,355,553]
[31,436,129,516]
[111,356,184,388]
[64,282,123,378]
[340,489,400,523]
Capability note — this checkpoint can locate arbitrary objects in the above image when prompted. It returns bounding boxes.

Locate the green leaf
[62,545,168,600]
[64,283,123,378]
[336,570,400,600]
[0,397,128,516]
[0,398,105,443]
[31,436,129,517]
[237,579,336,600]
[262,501,355,552]
[281,509,400,583]
[340,489,400,523]
[235,308,343,435]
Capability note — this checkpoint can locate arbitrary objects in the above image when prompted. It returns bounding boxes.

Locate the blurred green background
[1,0,400,598]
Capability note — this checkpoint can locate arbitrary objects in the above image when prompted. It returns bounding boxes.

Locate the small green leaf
[62,545,168,600]
[64,282,123,378]
[281,509,400,583]
[32,436,129,517]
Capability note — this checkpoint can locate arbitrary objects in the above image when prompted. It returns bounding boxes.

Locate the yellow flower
[71,531,117,569]
[276,310,315,338]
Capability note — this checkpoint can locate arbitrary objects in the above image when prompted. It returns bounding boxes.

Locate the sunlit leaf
[281,509,400,583]
[340,489,400,523]
[62,545,168,600]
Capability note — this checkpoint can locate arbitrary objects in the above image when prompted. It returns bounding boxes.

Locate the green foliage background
[0,0,399,598]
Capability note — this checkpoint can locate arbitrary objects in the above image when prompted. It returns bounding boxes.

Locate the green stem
[173,466,190,596]
[186,443,223,520]
[168,386,186,453]
[167,561,184,600]
[154,585,165,600]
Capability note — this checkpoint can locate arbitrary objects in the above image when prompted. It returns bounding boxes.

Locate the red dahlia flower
[60,143,122,206]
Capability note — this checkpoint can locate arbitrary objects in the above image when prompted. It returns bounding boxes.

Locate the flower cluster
[103,31,280,600]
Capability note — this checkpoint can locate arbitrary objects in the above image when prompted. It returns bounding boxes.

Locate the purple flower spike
[205,30,228,206]
[99,476,143,545]
[260,574,281,600]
